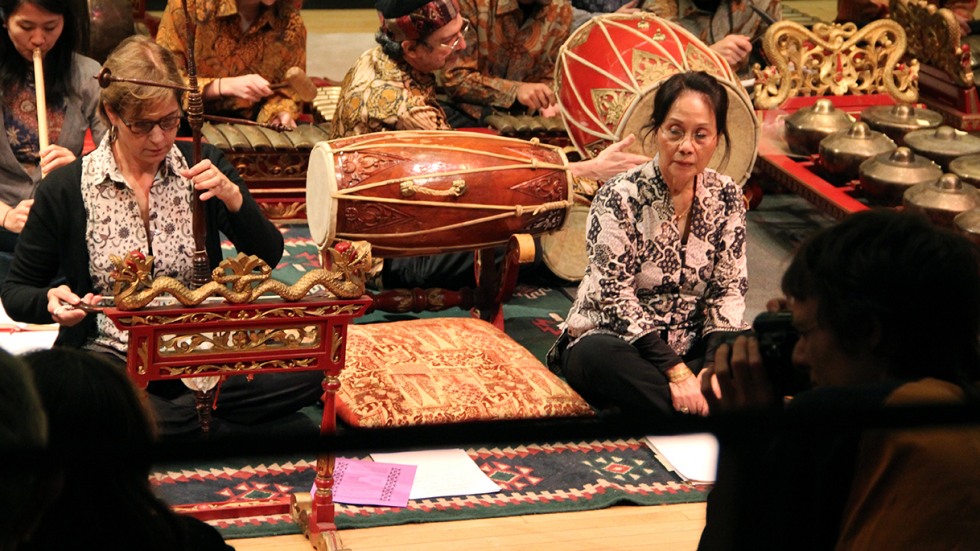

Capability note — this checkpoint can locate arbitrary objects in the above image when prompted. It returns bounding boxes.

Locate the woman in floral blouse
[1,36,323,438]
[548,71,749,418]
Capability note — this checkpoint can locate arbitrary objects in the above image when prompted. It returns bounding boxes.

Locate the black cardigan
[0,141,284,347]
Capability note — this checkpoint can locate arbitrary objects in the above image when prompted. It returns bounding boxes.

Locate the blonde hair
[98,35,185,124]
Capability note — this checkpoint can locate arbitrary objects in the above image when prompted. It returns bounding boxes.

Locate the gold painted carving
[162,357,318,376]
[110,242,371,310]
[592,89,634,128]
[752,20,919,109]
[259,201,306,221]
[114,303,365,327]
[158,325,321,356]
[890,0,972,88]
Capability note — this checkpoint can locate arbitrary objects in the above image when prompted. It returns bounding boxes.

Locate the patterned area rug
[152,438,709,539]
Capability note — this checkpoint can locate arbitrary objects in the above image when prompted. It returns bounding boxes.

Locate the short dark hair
[782,209,980,384]
[642,71,732,171]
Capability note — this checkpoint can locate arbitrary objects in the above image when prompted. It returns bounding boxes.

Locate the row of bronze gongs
[783,99,980,245]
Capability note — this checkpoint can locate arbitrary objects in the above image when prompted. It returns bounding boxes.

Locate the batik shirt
[156,0,306,125]
[440,0,573,121]
[564,158,748,358]
[81,135,196,353]
[330,46,451,139]
[643,0,780,72]
[836,0,975,24]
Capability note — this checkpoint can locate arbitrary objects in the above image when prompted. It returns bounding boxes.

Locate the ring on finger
[680,406,690,414]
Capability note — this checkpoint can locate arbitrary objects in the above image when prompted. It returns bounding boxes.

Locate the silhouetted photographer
[698,209,980,550]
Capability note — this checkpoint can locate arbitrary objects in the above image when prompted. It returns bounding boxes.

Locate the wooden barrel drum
[306,131,574,258]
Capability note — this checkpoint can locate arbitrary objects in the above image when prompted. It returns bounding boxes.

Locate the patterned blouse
[440,0,573,121]
[81,135,196,353]
[4,79,65,168]
[564,158,748,358]
[330,46,451,139]
[156,0,306,125]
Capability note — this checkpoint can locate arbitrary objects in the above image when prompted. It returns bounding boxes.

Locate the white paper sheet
[644,433,719,485]
[370,448,501,500]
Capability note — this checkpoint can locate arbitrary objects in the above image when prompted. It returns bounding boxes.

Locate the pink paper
[311,457,416,507]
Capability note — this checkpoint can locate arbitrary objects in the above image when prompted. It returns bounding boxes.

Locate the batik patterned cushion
[337,318,595,428]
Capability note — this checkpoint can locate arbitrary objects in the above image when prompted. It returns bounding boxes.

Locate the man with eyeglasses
[331,0,649,290]
[438,0,573,128]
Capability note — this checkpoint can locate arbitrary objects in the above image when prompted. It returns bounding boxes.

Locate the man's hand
[219,74,273,102]
[701,335,775,413]
[710,34,753,69]
[516,83,557,113]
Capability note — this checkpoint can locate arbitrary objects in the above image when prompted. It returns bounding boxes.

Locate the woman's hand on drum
[710,35,753,69]
[516,83,556,113]
[47,285,102,327]
[183,159,243,213]
[218,74,273,103]
[667,363,709,416]
[39,144,77,175]
[2,199,33,233]
[569,134,650,181]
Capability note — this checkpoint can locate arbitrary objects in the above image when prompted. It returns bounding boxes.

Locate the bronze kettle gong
[904,126,980,171]
[903,173,980,228]
[948,153,980,189]
[859,103,943,147]
[953,208,980,248]
[784,98,855,156]
[859,147,942,206]
[818,122,896,185]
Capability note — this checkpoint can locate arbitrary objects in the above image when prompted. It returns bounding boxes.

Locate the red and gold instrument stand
[753,95,900,219]
[104,295,372,550]
[917,64,980,132]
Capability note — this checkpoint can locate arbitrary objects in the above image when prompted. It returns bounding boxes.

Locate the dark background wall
[146,1,372,9]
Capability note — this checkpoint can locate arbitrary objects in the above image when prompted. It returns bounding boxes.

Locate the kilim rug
[152,438,709,539]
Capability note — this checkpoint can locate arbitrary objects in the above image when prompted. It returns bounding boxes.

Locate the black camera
[752,311,810,397]
[723,311,810,397]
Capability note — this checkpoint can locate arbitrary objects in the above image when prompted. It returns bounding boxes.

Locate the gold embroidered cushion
[337,318,595,428]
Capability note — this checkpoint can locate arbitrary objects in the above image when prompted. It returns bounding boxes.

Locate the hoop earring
[108,125,117,143]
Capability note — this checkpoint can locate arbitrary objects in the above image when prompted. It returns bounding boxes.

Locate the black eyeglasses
[120,114,182,135]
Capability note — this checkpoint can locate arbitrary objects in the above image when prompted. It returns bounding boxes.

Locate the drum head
[556,13,760,186]
[541,201,590,282]
[621,78,759,186]
[306,141,339,250]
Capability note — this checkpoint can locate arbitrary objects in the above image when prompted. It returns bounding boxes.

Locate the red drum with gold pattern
[555,13,760,186]
[306,131,573,257]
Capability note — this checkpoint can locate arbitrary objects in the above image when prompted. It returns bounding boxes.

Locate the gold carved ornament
[109,240,372,310]
[890,0,972,88]
[752,19,919,110]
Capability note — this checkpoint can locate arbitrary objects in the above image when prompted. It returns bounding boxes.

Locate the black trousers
[560,332,707,416]
[96,348,325,439]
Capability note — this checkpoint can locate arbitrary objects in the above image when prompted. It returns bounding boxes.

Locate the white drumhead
[541,202,590,282]
[306,141,339,250]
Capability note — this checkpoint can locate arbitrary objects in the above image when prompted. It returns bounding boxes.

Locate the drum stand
[357,234,535,330]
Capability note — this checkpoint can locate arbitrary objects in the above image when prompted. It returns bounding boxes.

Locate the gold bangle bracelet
[667,368,694,384]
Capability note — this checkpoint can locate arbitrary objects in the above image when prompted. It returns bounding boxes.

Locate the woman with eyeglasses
[1,36,325,439]
[0,0,107,282]
[547,71,749,419]
[156,0,306,129]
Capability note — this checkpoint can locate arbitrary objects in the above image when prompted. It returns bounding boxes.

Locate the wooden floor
[224,2,831,549]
